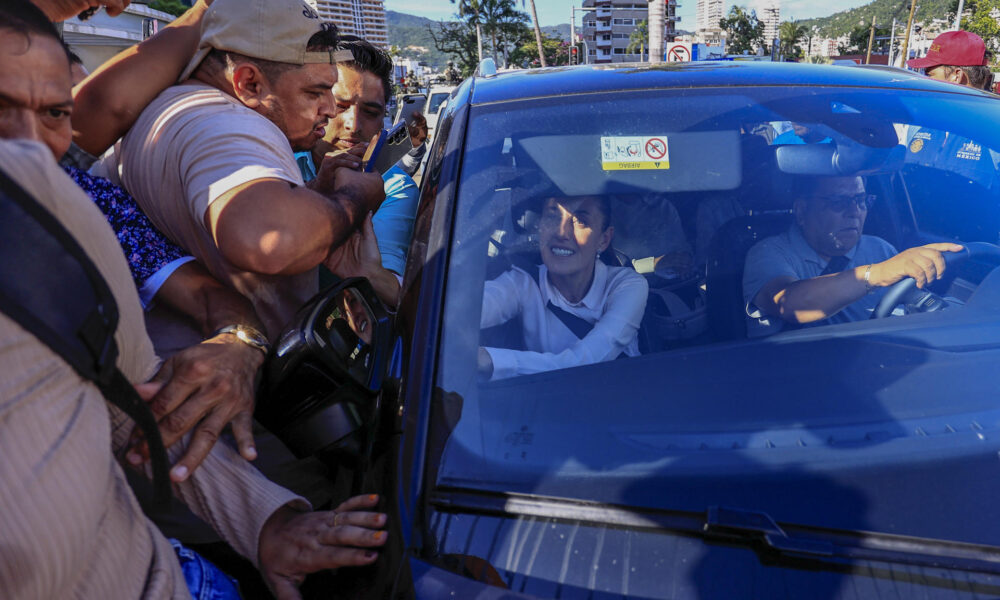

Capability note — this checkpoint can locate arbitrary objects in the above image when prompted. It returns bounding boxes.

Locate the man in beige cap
[96,0,385,357]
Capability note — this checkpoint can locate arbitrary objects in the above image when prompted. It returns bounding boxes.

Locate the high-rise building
[580,0,679,64]
[695,0,721,32]
[695,0,723,45]
[760,2,781,49]
[305,0,388,47]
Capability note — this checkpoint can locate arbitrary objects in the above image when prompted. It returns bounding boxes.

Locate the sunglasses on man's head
[811,193,875,214]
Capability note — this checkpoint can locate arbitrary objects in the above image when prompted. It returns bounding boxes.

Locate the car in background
[262,61,1000,598]
[424,84,456,139]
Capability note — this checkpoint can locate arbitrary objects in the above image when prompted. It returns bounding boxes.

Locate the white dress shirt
[481,260,648,380]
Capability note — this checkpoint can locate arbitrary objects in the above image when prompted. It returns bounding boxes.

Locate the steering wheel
[871,242,1000,319]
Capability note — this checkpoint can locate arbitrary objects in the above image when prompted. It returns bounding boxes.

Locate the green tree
[479,0,529,65]
[964,0,1000,54]
[719,6,765,55]
[626,19,649,59]
[510,34,575,67]
[429,20,480,76]
[837,23,891,55]
[778,20,806,59]
[147,0,186,17]
[948,0,979,27]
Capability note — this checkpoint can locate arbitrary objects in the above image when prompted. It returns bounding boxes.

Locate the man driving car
[743,175,963,337]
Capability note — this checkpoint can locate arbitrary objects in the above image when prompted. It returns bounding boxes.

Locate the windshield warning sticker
[601,136,670,171]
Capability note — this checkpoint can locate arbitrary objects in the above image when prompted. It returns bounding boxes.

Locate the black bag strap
[0,168,172,509]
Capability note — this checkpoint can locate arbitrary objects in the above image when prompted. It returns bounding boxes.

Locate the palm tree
[778,21,807,59]
[523,0,547,67]
[451,0,484,63]
[479,0,526,65]
[626,19,649,60]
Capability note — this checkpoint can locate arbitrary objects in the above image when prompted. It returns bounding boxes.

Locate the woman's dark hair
[0,0,73,66]
[335,35,394,105]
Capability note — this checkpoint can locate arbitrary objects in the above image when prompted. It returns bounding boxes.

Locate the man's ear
[951,68,970,86]
[793,199,807,227]
[231,63,268,108]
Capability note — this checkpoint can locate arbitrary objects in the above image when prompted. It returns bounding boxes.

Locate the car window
[430,84,1000,536]
[428,92,450,115]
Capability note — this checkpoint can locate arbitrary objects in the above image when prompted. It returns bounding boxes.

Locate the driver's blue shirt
[743,225,897,337]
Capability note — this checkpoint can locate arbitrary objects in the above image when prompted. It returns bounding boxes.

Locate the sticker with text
[601,136,670,171]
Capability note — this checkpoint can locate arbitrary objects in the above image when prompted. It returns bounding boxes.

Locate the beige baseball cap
[178,0,354,82]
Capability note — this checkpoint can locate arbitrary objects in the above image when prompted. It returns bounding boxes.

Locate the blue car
[262,61,1000,598]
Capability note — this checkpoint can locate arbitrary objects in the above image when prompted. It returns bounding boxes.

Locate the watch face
[228,326,268,351]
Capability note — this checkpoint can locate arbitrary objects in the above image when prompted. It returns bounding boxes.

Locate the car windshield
[433,83,1000,542]
[427,92,450,115]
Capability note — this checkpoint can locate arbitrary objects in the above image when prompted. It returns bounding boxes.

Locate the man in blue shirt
[743,176,962,337]
[296,36,420,296]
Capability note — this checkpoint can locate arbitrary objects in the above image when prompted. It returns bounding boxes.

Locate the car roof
[467,61,992,106]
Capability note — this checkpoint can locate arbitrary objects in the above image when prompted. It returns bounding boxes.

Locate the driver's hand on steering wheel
[869,243,964,289]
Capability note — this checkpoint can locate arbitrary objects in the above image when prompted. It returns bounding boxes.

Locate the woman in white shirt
[478,196,649,381]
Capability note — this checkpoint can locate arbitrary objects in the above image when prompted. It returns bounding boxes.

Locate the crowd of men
[0,0,996,595]
[0,0,421,597]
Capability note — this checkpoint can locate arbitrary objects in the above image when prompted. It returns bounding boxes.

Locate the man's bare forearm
[765,267,868,324]
[72,0,211,156]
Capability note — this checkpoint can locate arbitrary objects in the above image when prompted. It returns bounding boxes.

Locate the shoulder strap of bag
[0,168,171,509]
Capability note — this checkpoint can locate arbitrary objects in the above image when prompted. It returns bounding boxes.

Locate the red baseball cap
[908,30,988,69]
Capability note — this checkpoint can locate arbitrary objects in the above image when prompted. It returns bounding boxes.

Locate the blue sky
[383,0,874,27]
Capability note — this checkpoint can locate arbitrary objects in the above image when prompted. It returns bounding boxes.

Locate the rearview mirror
[776,141,904,176]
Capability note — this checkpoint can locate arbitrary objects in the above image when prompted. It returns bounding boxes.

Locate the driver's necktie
[821,255,850,275]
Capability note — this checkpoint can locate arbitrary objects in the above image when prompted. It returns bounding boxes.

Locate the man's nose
[0,111,41,144]
[341,106,357,131]
[319,91,336,119]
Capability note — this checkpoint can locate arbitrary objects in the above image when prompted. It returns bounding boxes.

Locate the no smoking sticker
[600,136,671,171]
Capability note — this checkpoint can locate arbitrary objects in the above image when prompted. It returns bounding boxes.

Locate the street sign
[666,43,692,62]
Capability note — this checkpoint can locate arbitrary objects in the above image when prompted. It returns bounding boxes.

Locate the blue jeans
[169,539,242,600]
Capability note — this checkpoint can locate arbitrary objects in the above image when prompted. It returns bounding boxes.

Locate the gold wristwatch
[213,324,271,355]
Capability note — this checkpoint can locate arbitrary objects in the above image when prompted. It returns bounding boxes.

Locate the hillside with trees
[797,0,954,37]
[387,10,455,68]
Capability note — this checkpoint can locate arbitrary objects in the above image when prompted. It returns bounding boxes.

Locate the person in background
[296,35,421,298]
[909,30,994,91]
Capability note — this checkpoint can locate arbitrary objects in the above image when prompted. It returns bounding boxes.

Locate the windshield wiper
[705,506,834,556]
[432,488,1000,575]
[704,505,1000,575]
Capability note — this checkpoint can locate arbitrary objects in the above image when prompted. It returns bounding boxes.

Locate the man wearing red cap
[908,30,994,91]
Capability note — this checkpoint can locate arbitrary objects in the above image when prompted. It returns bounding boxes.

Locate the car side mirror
[255,277,391,459]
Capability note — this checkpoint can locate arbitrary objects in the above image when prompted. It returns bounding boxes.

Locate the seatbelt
[521,262,598,339]
[0,168,172,509]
